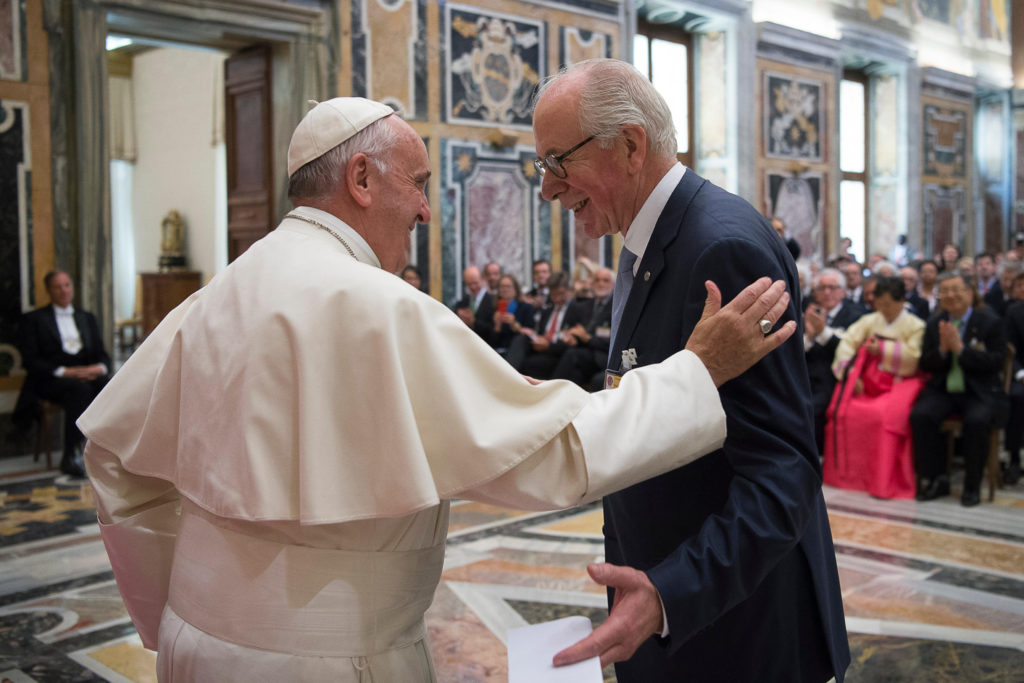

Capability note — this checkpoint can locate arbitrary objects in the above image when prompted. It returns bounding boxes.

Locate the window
[633,21,694,168]
[839,70,868,262]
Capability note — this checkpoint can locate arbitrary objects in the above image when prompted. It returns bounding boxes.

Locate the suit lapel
[611,171,706,368]
[43,306,61,345]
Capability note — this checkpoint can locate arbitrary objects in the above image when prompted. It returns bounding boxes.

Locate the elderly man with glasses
[531,59,849,683]
[804,268,866,456]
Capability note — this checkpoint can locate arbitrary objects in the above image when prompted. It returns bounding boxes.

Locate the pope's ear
[346,153,374,208]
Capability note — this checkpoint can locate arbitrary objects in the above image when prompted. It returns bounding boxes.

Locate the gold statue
[159,210,187,271]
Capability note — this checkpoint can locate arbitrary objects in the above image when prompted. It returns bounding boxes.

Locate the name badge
[595,326,611,339]
[604,370,623,389]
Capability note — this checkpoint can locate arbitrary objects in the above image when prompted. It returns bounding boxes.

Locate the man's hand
[567,324,590,344]
[685,278,796,387]
[531,336,551,351]
[864,336,881,356]
[552,563,662,669]
[64,364,104,381]
[938,320,963,354]
[804,306,825,339]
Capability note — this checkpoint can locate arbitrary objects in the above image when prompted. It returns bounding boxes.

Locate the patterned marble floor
[1,457,1023,682]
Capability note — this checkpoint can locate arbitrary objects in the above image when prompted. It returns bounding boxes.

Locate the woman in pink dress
[825,276,927,498]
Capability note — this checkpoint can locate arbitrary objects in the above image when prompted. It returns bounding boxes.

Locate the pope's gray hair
[535,59,677,158]
[287,115,395,201]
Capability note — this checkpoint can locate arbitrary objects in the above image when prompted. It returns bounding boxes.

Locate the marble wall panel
[557,26,611,68]
[923,183,966,255]
[443,3,544,129]
[871,182,900,255]
[872,74,900,178]
[765,170,824,262]
[350,0,428,119]
[0,100,30,377]
[977,99,1005,182]
[441,139,545,304]
[697,31,727,161]
[763,71,825,163]
[0,0,23,81]
[923,104,967,179]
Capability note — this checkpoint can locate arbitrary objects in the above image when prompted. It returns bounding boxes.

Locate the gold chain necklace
[286,211,356,258]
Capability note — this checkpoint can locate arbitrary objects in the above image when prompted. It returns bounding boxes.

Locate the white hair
[287,115,395,201]
[872,260,897,276]
[535,59,677,158]
[814,267,847,293]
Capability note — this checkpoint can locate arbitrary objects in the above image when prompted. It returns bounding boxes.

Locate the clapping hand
[937,320,963,354]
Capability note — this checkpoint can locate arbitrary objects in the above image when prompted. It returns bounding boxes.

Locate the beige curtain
[108,75,137,162]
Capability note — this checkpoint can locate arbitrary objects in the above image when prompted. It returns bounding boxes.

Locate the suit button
[643,271,650,281]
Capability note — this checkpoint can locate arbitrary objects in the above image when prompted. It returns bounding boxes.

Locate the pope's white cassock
[80,206,727,682]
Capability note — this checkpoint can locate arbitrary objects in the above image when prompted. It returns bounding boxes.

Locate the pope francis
[80,97,795,681]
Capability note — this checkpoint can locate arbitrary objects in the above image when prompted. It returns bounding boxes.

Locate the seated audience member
[804,268,865,456]
[901,265,929,319]
[571,257,597,298]
[552,267,615,390]
[771,216,801,261]
[400,265,424,291]
[872,260,897,277]
[860,275,878,311]
[1005,297,1024,485]
[976,252,998,297]
[14,270,111,477]
[483,262,502,296]
[515,271,575,378]
[489,274,535,359]
[843,261,865,307]
[958,257,976,278]
[988,265,1024,317]
[524,259,551,309]
[939,243,961,272]
[824,276,926,499]
[917,259,940,317]
[453,265,494,340]
[911,273,1009,506]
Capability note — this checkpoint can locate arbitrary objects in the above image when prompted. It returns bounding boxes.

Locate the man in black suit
[843,260,865,307]
[453,265,495,341]
[911,272,1008,506]
[803,268,864,455]
[550,267,614,390]
[16,270,111,477]
[524,258,552,310]
[533,59,848,682]
[516,271,573,378]
[901,266,930,319]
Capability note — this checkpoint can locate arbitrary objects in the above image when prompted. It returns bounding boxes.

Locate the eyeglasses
[533,136,596,178]
[815,284,842,291]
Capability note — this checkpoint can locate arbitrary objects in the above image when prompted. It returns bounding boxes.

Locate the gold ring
[759,319,772,335]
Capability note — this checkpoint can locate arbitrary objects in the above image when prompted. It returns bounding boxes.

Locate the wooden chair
[941,343,1015,502]
[33,398,62,470]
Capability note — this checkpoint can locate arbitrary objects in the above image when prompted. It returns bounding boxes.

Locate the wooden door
[225,45,273,262]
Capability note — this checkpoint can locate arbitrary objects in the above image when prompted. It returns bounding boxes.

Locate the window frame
[635,20,695,169]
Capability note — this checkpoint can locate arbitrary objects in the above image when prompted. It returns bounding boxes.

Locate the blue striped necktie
[609,247,637,364]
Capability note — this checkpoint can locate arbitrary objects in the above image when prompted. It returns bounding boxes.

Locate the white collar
[622,163,685,275]
[287,206,381,269]
[53,304,75,316]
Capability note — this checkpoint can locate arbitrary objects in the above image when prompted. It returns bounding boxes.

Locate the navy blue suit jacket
[604,171,849,682]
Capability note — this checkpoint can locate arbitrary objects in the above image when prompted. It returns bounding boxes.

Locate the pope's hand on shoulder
[685,277,796,387]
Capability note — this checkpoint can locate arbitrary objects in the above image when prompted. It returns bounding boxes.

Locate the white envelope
[507,616,603,683]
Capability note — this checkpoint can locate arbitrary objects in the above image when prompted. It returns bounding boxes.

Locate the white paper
[507,616,603,683]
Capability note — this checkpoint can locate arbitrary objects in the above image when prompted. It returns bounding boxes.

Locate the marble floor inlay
[1,467,1023,681]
